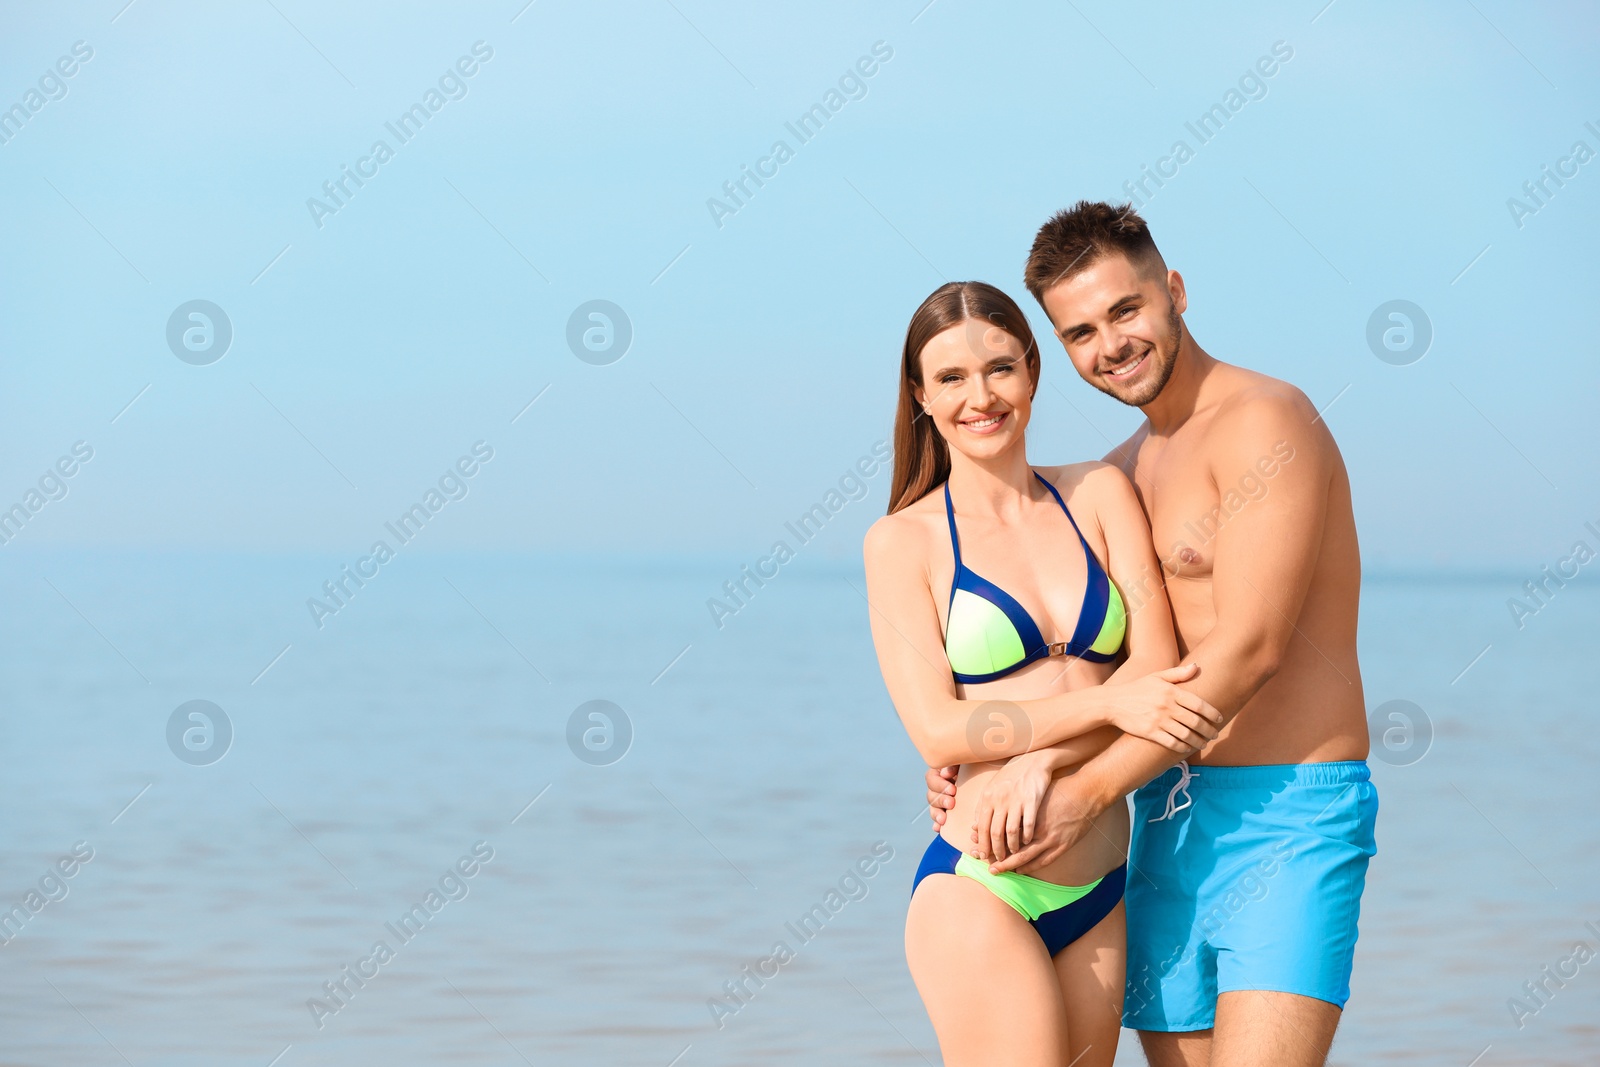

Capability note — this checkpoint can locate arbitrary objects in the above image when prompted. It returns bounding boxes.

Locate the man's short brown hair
[1023,200,1165,303]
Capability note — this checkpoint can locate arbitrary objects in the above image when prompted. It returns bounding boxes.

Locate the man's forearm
[1074,635,1278,808]
[1071,732,1187,814]
[1039,726,1120,775]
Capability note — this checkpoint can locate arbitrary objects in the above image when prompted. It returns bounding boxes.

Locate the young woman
[862,281,1221,1067]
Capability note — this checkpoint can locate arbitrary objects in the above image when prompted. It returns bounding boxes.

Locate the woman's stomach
[940,761,1129,887]
[938,655,1130,887]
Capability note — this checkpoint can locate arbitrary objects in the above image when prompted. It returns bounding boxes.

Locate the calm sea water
[1,550,1596,1066]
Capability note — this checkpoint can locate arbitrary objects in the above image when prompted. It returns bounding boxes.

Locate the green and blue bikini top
[943,471,1127,684]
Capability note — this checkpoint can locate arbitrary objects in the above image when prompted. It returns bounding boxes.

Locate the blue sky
[2,0,1596,568]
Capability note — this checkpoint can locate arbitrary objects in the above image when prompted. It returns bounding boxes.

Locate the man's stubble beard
[1097,302,1183,408]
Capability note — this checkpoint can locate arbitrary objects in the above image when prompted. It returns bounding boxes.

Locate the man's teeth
[1108,355,1145,378]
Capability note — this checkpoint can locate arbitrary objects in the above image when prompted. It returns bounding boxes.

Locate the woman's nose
[967,374,993,408]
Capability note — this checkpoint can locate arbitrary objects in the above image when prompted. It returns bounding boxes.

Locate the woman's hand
[1102,663,1224,754]
[969,750,1054,864]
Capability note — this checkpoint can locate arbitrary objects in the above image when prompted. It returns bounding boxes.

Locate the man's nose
[1097,326,1130,366]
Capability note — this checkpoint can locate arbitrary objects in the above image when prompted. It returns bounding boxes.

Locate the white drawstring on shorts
[1147,760,1197,823]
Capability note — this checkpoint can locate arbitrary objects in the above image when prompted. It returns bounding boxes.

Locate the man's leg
[1201,764,1376,1066]
[1209,990,1340,1066]
[1137,1028,1211,1067]
[1123,767,1221,1052]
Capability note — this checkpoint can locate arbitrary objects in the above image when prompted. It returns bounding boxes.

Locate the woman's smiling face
[914,318,1033,461]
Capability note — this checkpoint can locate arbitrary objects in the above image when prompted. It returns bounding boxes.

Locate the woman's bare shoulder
[1035,460,1133,500]
[864,485,945,565]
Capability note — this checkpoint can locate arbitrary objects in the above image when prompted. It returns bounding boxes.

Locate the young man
[926,201,1376,1066]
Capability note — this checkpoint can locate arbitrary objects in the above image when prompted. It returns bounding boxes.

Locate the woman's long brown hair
[886,281,1041,514]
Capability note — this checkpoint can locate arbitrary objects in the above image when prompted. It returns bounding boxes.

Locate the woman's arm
[968,464,1192,860]
[976,463,1188,772]
[864,478,1217,770]
[863,512,1114,768]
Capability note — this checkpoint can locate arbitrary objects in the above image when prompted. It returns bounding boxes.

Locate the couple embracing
[863,201,1376,1066]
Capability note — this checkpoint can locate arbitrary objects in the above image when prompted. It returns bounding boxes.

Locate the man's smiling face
[1040,252,1187,408]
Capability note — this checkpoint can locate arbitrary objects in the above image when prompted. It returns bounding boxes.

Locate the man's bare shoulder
[1103,424,1148,474]
[1205,366,1336,470]
[1211,365,1317,419]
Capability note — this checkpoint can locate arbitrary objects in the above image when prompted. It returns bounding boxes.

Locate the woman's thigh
[905,874,1070,1067]
[1052,899,1126,1067]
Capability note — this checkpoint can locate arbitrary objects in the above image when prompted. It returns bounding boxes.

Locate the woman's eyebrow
[929,355,1015,376]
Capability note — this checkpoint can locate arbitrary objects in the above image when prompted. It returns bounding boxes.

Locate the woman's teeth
[966,414,1003,428]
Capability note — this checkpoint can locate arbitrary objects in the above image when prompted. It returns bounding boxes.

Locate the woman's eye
[940,375,960,384]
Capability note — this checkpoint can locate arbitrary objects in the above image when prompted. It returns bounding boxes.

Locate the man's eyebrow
[1057,293,1144,337]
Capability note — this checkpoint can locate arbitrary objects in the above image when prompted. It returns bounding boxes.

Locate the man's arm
[993,392,1334,873]
[964,465,1195,860]
[925,463,1199,838]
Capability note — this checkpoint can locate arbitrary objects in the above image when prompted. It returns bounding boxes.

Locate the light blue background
[2,0,1596,564]
[3,3,1598,1066]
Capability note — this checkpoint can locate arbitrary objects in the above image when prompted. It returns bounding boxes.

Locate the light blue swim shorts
[1122,760,1378,1032]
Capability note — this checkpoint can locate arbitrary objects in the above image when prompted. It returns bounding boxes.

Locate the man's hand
[988,772,1105,875]
[969,750,1052,864]
[925,765,957,830]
